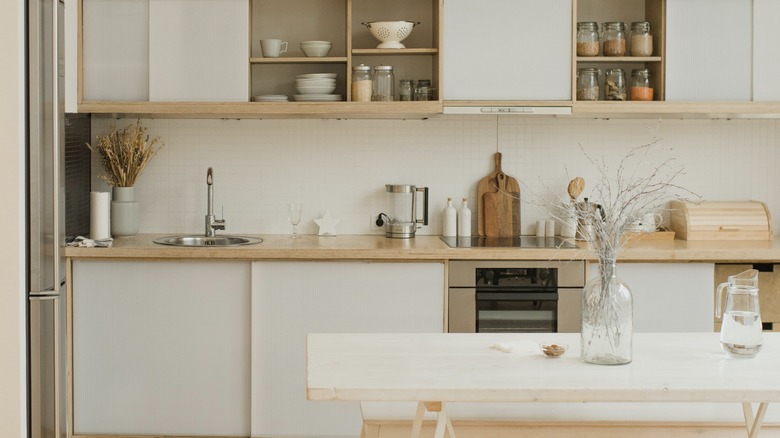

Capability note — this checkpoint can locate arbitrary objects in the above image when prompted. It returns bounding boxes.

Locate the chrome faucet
[205,167,226,237]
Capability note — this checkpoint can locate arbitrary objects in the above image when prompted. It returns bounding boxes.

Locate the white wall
[1,0,27,436]
[90,117,780,238]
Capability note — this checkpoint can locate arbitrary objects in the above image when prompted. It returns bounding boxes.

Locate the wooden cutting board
[477,153,503,236]
[484,173,517,237]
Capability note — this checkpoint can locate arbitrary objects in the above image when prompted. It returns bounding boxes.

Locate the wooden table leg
[410,402,426,438]
[743,402,769,438]
[410,401,456,438]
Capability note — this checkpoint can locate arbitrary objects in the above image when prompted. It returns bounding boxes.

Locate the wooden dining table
[307,332,780,438]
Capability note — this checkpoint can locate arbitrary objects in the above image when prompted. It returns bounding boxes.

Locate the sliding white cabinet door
[666,0,752,101]
[148,0,248,101]
[753,0,780,101]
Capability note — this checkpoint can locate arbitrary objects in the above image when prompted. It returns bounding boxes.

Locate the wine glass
[288,203,302,238]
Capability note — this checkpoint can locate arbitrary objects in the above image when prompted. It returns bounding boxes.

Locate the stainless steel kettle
[379,184,429,238]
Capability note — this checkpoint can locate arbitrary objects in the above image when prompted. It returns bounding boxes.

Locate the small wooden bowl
[540,343,568,358]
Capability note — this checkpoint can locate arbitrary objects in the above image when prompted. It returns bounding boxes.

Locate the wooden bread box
[670,200,773,241]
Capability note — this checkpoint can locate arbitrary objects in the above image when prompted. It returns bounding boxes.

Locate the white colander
[362,21,420,49]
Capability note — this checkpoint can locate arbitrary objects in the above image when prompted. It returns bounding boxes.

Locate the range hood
[442,105,571,115]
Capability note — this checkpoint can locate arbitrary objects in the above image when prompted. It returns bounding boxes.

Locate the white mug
[641,212,663,232]
[260,39,288,58]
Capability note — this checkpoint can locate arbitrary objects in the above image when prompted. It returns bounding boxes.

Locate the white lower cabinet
[71,260,251,436]
[251,261,445,437]
[588,262,715,332]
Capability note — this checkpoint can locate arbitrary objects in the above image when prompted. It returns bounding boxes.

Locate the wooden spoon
[567,177,585,202]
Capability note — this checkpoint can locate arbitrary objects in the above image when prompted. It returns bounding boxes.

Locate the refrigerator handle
[51,0,61,294]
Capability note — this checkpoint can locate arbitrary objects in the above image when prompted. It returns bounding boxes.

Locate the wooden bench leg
[743,402,769,438]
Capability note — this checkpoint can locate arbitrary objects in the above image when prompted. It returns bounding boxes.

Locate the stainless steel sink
[153,235,263,247]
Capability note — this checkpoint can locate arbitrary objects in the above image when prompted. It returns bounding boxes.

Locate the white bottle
[458,198,472,237]
[442,198,457,237]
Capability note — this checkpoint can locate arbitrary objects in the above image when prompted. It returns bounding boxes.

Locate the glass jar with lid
[630,21,653,56]
[604,68,626,101]
[351,64,372,102]
[630,68,653,101]
[372,65,394,101]
[576,68,601,101]
[415,79,434,101]
[576,22,600,57]
[601,21,627,56]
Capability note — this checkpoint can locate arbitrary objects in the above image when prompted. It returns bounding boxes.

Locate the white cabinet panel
[252,261,444,437]
[443,0,572,100]
[148,0,248,101]
[588,263,714,332]
[72,260,251,436]
[666,0,751,101]
[753,0,780,101]
[81,0,149,101]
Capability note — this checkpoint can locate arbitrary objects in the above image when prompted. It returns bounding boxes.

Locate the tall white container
[458,198,472,237]
[442,198,457,237]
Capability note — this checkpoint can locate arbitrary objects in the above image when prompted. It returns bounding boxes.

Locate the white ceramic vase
[111,186,139,237]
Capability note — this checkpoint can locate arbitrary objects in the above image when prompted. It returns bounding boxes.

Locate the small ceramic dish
[540,343,568,358]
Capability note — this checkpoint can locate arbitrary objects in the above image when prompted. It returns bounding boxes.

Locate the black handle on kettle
[422,187,429,226]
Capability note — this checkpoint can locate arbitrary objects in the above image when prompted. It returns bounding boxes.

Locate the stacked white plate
[252,95,289,102]
[295,73,342,101]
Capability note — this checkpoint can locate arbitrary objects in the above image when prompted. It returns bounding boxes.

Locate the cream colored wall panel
[72,260,251,436]
[753,0,780,101]
[148,0,248,102]
[251,261,444,437]
[666,0,751,101]
[82,0,149,101]
[443,0,572,100]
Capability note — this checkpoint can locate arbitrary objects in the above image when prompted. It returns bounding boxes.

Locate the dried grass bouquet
[87,120,163,187]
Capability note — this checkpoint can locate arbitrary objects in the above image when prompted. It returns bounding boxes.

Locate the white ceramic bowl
[296,84,337,95]
[300,41,332,57]
[362,21,419,49]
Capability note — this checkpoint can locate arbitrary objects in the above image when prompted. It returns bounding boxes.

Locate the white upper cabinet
[666,0,752,101]
[81,0,248,102]
[442,0,572,101]
[753,0,780,101]
[82,0,149,101]
[148,0,248,102]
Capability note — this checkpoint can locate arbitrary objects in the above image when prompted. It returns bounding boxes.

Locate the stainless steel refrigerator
[27,0,66,437]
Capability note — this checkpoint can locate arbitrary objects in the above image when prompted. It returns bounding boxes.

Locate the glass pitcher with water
[715,269,762,358]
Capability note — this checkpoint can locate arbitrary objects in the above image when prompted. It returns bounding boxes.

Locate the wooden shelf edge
[352,48,439,56]
[78,101,444,119]
[249,57,348,64]
[576,56,662,62]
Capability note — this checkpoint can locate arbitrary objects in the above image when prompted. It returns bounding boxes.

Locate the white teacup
[641,212,663,232]
[260,39,288,58]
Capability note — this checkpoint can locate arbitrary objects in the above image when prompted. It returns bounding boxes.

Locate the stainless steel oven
[448,260,585,333]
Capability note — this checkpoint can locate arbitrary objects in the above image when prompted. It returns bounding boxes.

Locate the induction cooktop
[439,236,578,249]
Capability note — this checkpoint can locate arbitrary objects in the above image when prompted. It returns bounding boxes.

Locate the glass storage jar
[351,64,372,102]
[630,68,653,101]
[399,79,414,101]
[372,65,394,101]
[576,68,601,101]
[415,79,434,101]
[576,22,600,56]
[604,68,626,101]
[630,21,653,56]
[602,21,627,56]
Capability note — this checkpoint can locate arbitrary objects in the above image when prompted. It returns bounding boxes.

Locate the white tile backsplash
[91,116,780,236]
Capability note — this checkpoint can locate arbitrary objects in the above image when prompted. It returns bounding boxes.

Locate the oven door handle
[477,292,558,301]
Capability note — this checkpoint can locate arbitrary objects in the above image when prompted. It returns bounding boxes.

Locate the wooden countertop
[64,234,780,263]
